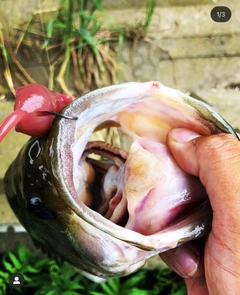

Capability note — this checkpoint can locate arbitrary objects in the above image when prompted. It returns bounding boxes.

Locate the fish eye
[28,197,55,220]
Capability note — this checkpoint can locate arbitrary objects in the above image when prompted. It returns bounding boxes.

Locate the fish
[4,81,238,282]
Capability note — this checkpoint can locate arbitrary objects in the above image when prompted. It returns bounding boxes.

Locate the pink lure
[0,83,73,142]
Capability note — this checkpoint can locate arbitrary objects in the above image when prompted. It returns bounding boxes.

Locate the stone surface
[110,1,240,90]
[102,0,213,10]
[116,42,240,91]
[191,89,240,131]
[0,0,60,27]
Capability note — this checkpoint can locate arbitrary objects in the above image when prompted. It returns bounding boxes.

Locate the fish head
[4,81,238,281]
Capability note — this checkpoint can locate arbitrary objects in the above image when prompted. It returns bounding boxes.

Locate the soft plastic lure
[0,83,74,142]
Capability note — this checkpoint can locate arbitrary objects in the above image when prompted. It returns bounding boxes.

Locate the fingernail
[173,245,199,278]
[171,128,201,143]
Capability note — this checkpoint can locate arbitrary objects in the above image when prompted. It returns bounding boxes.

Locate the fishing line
[44,111,78,120]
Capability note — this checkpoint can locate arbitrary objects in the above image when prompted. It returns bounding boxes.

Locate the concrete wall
[1,0,239,91]
[102,0,240,91]
[0,0,214,27]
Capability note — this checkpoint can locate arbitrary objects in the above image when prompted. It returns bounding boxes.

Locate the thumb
[166,128,240,222]
[166,130,240,295]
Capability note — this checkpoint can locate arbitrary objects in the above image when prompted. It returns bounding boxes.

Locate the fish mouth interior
[70,83,212,237]
[83,135,130,226]
[74,117,208,236]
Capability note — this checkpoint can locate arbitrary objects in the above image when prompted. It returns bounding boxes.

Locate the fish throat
[83,140,129,226]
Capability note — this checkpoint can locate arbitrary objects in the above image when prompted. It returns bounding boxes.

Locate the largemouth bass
[4,81,238,281]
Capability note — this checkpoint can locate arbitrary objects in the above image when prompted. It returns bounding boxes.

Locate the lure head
[15,84,73,135]
[0,83,73,142]
[53,92,73,113]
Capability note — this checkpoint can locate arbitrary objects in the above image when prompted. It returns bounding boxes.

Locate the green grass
[0,244,187,295]
[42,0,113,94]
[41,0,158,95]
[0,0,157,97]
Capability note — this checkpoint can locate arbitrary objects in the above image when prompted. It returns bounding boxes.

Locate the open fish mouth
[5,81,238,281]
[50,81,232,239]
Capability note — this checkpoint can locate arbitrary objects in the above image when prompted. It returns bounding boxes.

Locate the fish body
[4,81,238,281]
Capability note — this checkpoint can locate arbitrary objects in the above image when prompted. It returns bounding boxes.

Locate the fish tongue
[123,141,163,213]
[99,140,162,227]
[122,139,207,236]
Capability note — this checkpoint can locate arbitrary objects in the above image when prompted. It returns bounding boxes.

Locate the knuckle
[193,133,240,190]
[195,134,239,164]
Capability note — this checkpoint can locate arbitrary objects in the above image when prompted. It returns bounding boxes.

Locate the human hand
[160,128,240,295]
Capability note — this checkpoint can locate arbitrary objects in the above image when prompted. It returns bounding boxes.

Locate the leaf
[53,21,67,30]
[63,291,83,295]
[0,44,9,59]
[60,263,76,280]
[100,284,114,295]
[26,265,41,273]
[0,282,7,295]
[0,270,9,279]
[80,28,97,47]
[66,280,84,290]
[144,0,157,30]
[46,20,56,38]
[107,277,119,293]
[33,285,57,295]
[127,288,150,295]
[100,278,119,295]
[46,290,58,295]
[18,244,32,263]
[21,274,32,283]
[34,257,50,270]
[122,271,147,289]
[25,274,50,287]
[8,252,22,269]
[89,0,105,15]
[3,260,15,273]
[170,284,187,295]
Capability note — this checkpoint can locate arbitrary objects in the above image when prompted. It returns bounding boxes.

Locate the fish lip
[47,81,237,251]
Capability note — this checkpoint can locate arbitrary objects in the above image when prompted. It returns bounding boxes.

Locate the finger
[166,129,240,217]
[160,241,204,278]
[166,129,240,294]
[184,276,209,295]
